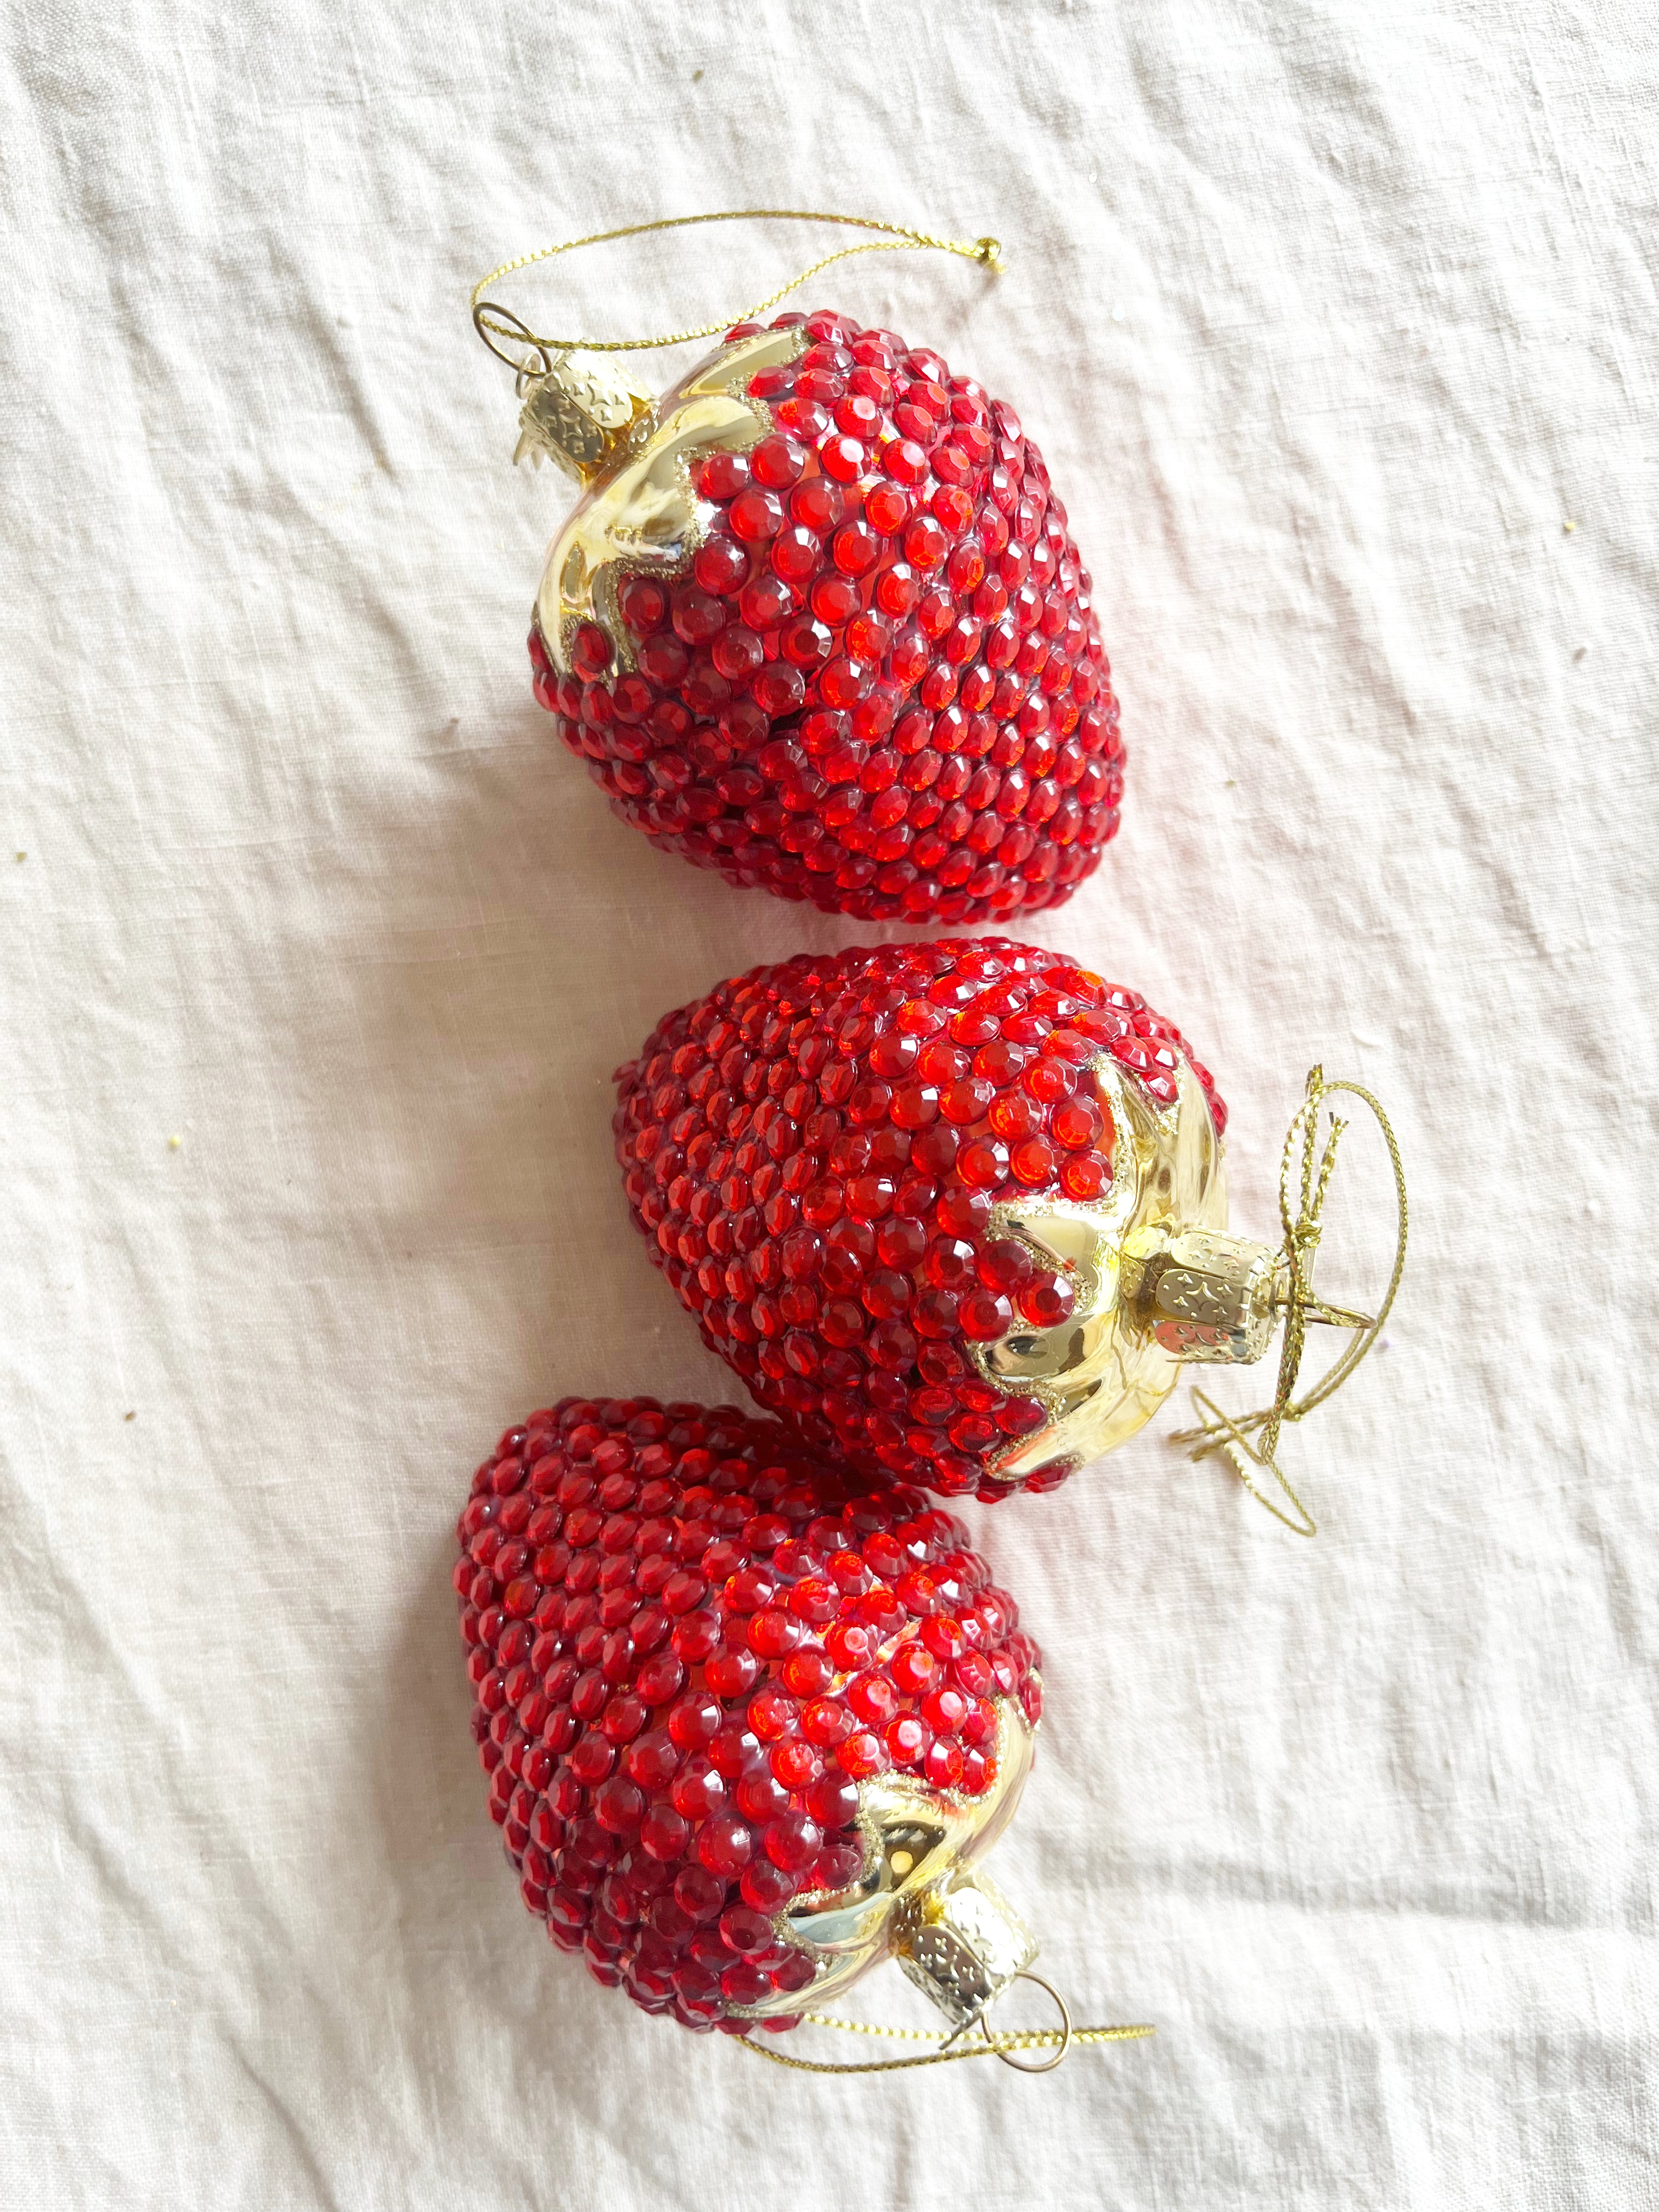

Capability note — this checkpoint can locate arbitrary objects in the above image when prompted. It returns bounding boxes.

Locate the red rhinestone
[751,435,805,489]
[729,487,785,543]
[957,1139,1010,1192]
[625,1730,680,1789]
[806,1770,860,1830]
[1051,1094,1103,1150]
[886,1714,929,1764]
[791,477,844,532]
[594,1777,646,1833]
[719,1904,775,1956]
[571,623,613,679]
[802,1697,853,1747]
[922,1686,969,1735]
[865,481,911,535]
[884,438,928,486]
[1018,1275,1076,1327]
[618,576,669,634]
[674,1865,726,1922]
[670,1759,725,1820]
[820,436,866,483]
[699,452,751,501]
[1059,1154,1109,1201]
[763,1810,822,1872]
[772,526,822,584]
[697,1812,755,1876]
[770,1737,820,1790]
[846,1672,896,1725]
[668,1692,721,1749]
[924,1739,966,1789]
[837,1731,888,1780]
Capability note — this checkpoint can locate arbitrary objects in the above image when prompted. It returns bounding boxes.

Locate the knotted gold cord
[739,2004,1154,2079]
[471,209,1002,370]
[1171,1068,1409,1537]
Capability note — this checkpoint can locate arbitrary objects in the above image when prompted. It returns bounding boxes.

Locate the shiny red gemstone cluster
[456,1398,1041,2033]
[615,939,1226,1502]
[530,306,1123,924]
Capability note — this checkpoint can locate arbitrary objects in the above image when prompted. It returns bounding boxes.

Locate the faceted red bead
[1051,1094,1103,1150]
[671,1759,725,1820]
[751,434,805,489]
[567,1734,615,1785]
[571,623,613,680]
[1018,1274,1076,1327]
[837,1731,889,1779]
[763,1809,823,1872]
[668,1692,721,1749]
[675,1865,727,1922]
[820,435,866,483]
[698,1812,755,1876]
[1059,1153,1109,1202]
[699,452,751,501]
[728,487,785,543]
[924,1739,966,1789]
[886,1714,929,1765]
[625,1730,680,1789]
[770,1737,820,1790]
[594,1777,645,1833]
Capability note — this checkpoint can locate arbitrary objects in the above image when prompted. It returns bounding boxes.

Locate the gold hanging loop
[738,1996,1153,2078]
[471,301,556,380]
[470,208,1003,372]
[977,1971,1074,2074]
[1170,1068,1409,1536]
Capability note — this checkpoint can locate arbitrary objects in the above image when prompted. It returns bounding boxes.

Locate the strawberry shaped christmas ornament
[456,1396,1058,2042]
[473,216,1122,924]
[616,939,1402,1516]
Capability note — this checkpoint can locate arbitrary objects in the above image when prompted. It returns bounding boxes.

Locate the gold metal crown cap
[514,352,653,479]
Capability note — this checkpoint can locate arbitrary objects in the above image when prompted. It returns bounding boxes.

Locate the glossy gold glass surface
[972,1056,1280,1483]
[533,325,810,675]
[727,1697,1036,2022]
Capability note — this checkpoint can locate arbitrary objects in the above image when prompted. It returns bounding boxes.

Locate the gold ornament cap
[514,351,652,480]
[893,1867,1039,2032]
[472,212,1001,493]
[1131,1227,1288,1365]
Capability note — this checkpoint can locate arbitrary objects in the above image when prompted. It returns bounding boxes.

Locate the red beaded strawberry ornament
[473,218,1122,924]
[458,1396,1055,2041]
[616,938,1398,1515]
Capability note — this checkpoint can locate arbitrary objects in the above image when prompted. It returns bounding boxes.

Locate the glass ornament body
[457,1398,1045,2036]
[615,938,1286,1502]
[517,308,1124,925]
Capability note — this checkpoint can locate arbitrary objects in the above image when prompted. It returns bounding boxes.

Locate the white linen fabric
[2,3,1654,2205]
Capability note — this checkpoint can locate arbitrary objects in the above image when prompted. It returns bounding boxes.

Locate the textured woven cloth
[2,3,1654,2205]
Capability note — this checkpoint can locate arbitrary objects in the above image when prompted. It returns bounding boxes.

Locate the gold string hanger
[470,208,1003,374]
[1171,1067,1409,1538]
[738,1977,1156,2078]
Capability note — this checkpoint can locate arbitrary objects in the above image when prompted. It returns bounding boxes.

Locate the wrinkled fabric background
[2,3,1654,2206]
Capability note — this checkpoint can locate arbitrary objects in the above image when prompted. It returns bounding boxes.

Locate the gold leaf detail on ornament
[972,1053,1230,1482]
[534,324,807,675]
